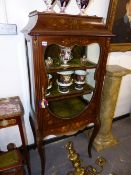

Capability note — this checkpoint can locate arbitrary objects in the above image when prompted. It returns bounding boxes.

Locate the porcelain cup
[57,70,74,93]
[74,70,86,90]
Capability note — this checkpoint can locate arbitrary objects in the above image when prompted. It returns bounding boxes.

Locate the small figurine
[80,55,88,65]
[45,57,53,68]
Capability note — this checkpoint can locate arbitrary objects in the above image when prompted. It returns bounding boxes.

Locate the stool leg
[29,115,37,148]
[18,117,31,175]
[29,115,45,174]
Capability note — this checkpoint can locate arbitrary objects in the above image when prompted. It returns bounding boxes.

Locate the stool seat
[0,96,24,119]
[0,149,25,175]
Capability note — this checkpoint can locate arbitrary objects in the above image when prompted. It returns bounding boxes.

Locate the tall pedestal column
[85,65,131,151]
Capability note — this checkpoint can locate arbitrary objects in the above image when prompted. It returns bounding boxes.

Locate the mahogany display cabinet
[23,11,113,175]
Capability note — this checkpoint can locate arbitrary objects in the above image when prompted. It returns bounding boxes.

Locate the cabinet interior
[44,44,100,119]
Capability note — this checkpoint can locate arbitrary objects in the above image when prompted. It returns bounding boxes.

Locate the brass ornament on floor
[66,141,106,175]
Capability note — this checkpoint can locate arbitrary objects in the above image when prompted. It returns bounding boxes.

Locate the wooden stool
[0,148,25,175]
[0,96,31,175]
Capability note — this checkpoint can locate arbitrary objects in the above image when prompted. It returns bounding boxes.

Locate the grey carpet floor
[30,117,131,175]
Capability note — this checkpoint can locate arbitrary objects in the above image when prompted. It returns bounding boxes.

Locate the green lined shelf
[46,58,97,73]
[46,83,94,101]
[48,97,88,119]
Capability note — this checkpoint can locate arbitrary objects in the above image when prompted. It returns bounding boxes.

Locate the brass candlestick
[66,141,87,175]
[66,141,106,175]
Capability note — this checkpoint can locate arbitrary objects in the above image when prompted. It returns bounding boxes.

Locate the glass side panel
[87,43,100,64]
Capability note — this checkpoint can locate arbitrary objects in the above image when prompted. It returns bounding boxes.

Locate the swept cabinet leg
[88,118,101,157]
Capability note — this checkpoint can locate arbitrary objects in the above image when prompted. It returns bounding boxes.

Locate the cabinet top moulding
[23,11,113,37]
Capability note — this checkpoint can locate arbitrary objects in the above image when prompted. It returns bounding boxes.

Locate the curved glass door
[43,43,100,119]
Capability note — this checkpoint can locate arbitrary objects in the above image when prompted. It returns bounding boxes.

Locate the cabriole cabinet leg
[88,118,101,157]
[37,135,45,175]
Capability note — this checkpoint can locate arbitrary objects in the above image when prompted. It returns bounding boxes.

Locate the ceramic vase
[59,46,72,66]
[76,0,90,15]
[43,0,56,12]
[57,0,71,13]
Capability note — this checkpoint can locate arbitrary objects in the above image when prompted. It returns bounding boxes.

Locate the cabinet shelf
[46,83,94,101]
[46,59,97,73]
[49,96,88,119]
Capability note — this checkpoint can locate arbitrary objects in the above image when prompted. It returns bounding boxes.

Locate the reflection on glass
[46,74,53,96]
[83,69,95,102]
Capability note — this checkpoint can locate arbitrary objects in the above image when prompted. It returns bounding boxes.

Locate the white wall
[0,0,130,150]
[0,0,45,150]
[88,44,131,117]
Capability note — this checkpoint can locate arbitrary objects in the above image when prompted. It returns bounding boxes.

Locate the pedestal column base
[84,65,131,152]
[93,133,118,151]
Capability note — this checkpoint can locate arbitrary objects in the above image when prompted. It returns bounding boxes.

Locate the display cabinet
[23,11,112,175]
